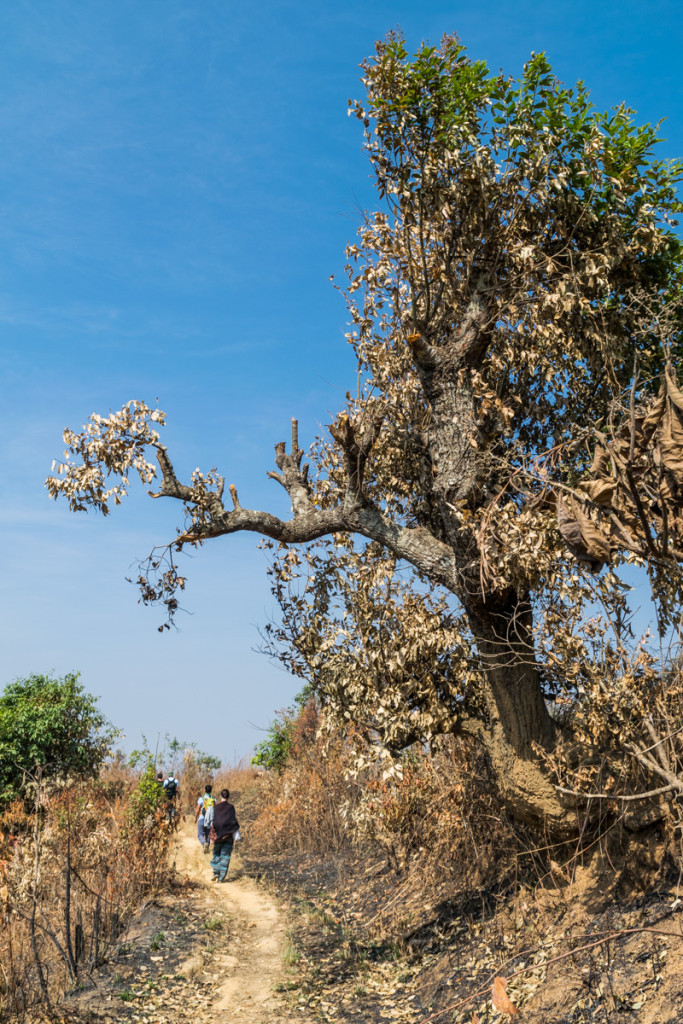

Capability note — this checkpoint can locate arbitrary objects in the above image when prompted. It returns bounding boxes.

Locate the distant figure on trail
[162,773,181,827]
[210,789,239,882]
[195,783,215,850]
[163,772,180,803]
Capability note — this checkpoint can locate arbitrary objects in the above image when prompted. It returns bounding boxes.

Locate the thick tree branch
[175,500,459,593]
[149,421,456,589]
[329,410,383,503]
[451,274,494,366]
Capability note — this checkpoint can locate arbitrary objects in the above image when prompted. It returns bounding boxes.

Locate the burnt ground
[41,819,683,1024]
[241,829,683,1024]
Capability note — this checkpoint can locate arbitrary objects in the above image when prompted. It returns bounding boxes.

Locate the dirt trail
[173,819,301,1023]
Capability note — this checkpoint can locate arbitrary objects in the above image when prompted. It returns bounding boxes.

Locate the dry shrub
[359,737,516,885]
[180,752,213,815]
[242,725,525,941]
[246,735,355,857]
[246,729,515,883]
[0,763,173,1021]
[213,761,261,801]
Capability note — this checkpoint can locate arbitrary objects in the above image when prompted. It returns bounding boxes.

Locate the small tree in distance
[47,36,683,830]
[0,673,116,805]
[251,686,317,773]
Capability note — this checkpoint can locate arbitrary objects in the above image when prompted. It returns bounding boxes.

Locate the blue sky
[1,0,681,765]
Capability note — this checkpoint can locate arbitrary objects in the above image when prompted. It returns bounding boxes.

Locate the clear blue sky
[0,0,680,764]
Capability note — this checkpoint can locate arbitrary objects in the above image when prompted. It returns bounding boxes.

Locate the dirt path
[172,819,302,1023]
[67,818,310,1023]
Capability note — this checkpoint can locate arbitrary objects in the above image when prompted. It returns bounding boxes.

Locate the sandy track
[173,819,301,1023]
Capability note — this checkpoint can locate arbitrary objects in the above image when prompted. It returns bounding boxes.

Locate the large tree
[47,37,683,828]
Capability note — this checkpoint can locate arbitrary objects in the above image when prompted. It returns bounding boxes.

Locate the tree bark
[465,593,571,828]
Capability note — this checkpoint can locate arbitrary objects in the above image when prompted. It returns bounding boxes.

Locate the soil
[60,816,683,1024]
[241,834,683,1024]
[64,819,312,1024]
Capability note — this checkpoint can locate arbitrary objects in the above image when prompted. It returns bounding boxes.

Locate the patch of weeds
[204,915,223,931]
[204,942,216,956]
[116,942,133,956]
[112,972,123,985]
[173,910,188,926]
[366,939,401,963]
[274,980,300,992]
[150,930,166,951]
[282,935,300,966]
[304,905,339,933]
[339,940,359,963]
[118,990,136,1002]
[354,984,368,997]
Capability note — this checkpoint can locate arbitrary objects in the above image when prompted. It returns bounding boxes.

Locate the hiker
[163,772,180,803]
[210,788,239,882]
[195,783,214,821]
[162,773,181,824]
[195,784,215,850]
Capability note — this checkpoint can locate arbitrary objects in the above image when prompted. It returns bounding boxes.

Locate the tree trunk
[468,595,554,754]
[467,594,572,829]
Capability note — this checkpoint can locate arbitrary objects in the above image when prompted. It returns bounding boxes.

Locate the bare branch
[148,446,194,502]
[271,424,313,517]
[626,742,683,793]
[556,783,677,803]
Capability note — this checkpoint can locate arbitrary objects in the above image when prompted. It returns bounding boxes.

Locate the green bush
[0,672,116,805]
[127,761,166,827]
[251,685,315,772]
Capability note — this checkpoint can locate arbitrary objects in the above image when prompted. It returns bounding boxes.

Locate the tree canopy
[47,36,683,828]
[0,673,116,804]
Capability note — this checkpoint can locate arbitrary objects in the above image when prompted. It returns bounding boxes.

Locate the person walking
[195,784,215,851]
[210,789,239,883]
[196,807,205,844]
[162,771,181,827]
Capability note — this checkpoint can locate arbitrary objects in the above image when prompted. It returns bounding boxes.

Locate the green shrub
[0,673,116,805]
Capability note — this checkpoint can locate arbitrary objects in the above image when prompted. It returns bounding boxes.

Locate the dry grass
[236,731,683,1024]
[0,764,174,1022]
[238,728,524,944]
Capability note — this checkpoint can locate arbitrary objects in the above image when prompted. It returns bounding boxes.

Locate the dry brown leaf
[492,975,518,1015]
[577,478,615,505]
[556,495,610,567]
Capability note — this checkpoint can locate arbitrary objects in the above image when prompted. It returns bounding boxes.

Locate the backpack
[164,778,178,799]
[203,793,215,811]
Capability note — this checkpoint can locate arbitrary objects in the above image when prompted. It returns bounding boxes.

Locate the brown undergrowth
[232,729,683,1022]
[0,763,174,1022]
